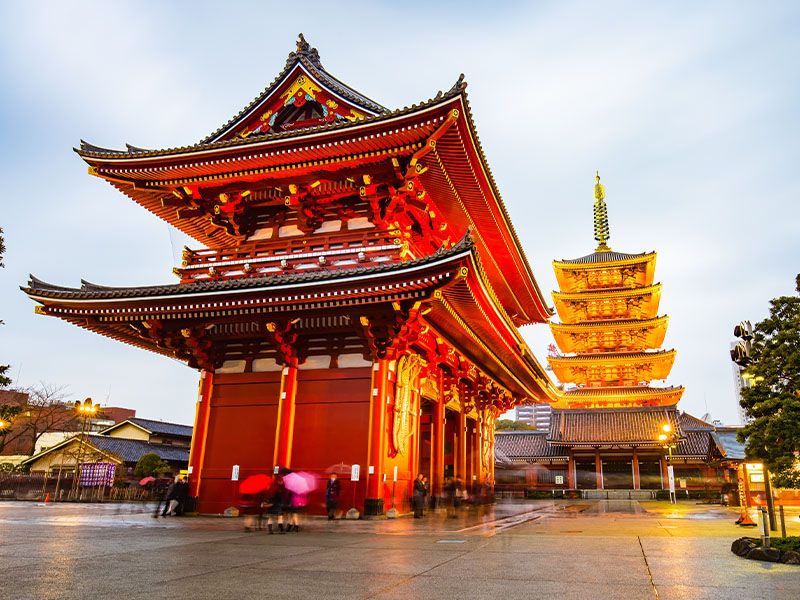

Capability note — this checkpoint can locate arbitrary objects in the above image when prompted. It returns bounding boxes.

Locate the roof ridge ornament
[593,171,611,252]
[289,32,323,69]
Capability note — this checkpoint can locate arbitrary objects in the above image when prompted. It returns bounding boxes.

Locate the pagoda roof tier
[547,406,681,447]
[22,236,557,404]
[74,50,550,325]
[549,315,669,353]
[553,251,657,293]
[554,250,655,267]
[550,385,684,410]
[547,349,676,387]
[552,283,662,324]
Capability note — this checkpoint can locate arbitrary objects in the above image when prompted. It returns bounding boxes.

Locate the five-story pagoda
[544,175,685,491]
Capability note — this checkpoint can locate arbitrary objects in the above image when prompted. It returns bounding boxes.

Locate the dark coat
[325,478,341,502]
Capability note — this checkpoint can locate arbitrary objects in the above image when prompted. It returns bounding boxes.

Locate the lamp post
[70,398,97,499]
[659,423,677,504]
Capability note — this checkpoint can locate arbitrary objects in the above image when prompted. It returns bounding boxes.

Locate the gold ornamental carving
[392,354,422,456]
[444,384,462,412]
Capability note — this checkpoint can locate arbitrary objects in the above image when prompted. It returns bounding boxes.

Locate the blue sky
[1,1,798,425]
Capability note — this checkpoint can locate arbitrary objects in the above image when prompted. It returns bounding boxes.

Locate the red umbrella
[283,471,317,495]
[239,474,273,495]
[138,476,155,486]
[325,462,351,475]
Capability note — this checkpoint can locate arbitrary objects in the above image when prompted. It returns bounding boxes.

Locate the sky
[1,1,798,426]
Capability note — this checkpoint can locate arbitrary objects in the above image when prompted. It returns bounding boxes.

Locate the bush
[134,453,169,478]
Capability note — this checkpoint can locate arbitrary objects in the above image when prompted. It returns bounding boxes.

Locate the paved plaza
[1,499,798,600]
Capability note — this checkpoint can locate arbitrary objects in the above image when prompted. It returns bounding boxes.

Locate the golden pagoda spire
[593,171,611,252]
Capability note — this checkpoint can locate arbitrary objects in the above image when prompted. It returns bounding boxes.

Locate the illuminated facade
[23,36,559,514]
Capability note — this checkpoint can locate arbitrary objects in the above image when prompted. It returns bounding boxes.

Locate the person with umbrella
[265,475,287,534]
[239,474,272,531]
[325,472,341,520]
[283,471,317,532]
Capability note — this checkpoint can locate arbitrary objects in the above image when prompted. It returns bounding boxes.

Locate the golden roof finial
[593,171,611,252]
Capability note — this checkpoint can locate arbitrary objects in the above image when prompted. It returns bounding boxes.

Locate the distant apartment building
[515,403,552,431]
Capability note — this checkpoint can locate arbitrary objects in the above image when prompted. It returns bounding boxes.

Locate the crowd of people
[176,470,493,531]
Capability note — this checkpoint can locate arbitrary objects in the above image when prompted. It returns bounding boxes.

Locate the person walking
[161,477,179,517]
[325,473,341,520]
[413,473,428,518]
[444,476,456,518]
[265,476,286,534]
[174,477,189,516]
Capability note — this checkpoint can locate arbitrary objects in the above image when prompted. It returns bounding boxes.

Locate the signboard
[368,465,375,475]
[79,462,116,487]
[393,466,398,482]
[231,464,240,481]
[667,465,675,495]
[351,464,360,481]
[679,478,687,489]
[555,475,565,485]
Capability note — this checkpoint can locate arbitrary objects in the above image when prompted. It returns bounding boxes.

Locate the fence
[0,472,158,502]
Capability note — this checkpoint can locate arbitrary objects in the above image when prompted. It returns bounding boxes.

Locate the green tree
[0,226,10,387]
[495,418,536,431]
[134,452,169,478]
[738,274,800,488]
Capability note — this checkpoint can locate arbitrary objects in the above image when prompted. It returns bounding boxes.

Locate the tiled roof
[556,250,655,265]
[494,432,569,460]
[75,73,464,161]
[89,435,190,463]
[561,385,682,398]
[548,407,681,445]
[128,418,192,439]
[548,349,674,363]
[710,429,746,461]
[679,412,714,430]
[550,316,668,330]
[24,234,474,301]
[674,430,711,458]
[202,34,388,143]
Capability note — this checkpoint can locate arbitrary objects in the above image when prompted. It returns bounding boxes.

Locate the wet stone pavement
[0,499,798,600]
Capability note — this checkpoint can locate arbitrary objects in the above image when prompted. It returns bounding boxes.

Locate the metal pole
[763,466,777,531]
[760,507,770,548]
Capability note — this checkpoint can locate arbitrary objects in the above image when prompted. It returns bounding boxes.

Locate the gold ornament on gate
[392,354,422,455]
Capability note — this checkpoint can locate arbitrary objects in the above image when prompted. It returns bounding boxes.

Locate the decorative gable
[207,34,386,143]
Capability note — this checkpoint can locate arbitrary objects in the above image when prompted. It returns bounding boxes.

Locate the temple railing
[174,229,406,283]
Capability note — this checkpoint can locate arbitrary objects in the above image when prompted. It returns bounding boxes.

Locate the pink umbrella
[138,476,155,486]
[283,471,317,495]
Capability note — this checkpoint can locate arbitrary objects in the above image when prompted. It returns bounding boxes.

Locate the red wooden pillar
[470,419,479,493]
[188,370,213,498]
[365,359,390,515]
[595,449,603,489]
[273,365,298,469]
[432,397,445,501]
[456,409,467,480]
[632,450,641,490]
[660,456,669,489]
[567,454,576,489]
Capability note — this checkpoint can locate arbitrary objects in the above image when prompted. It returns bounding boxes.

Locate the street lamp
[71,398,97,498]
[659,423,677,504]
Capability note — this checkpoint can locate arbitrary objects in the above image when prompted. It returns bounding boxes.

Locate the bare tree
[0,384,76,455]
